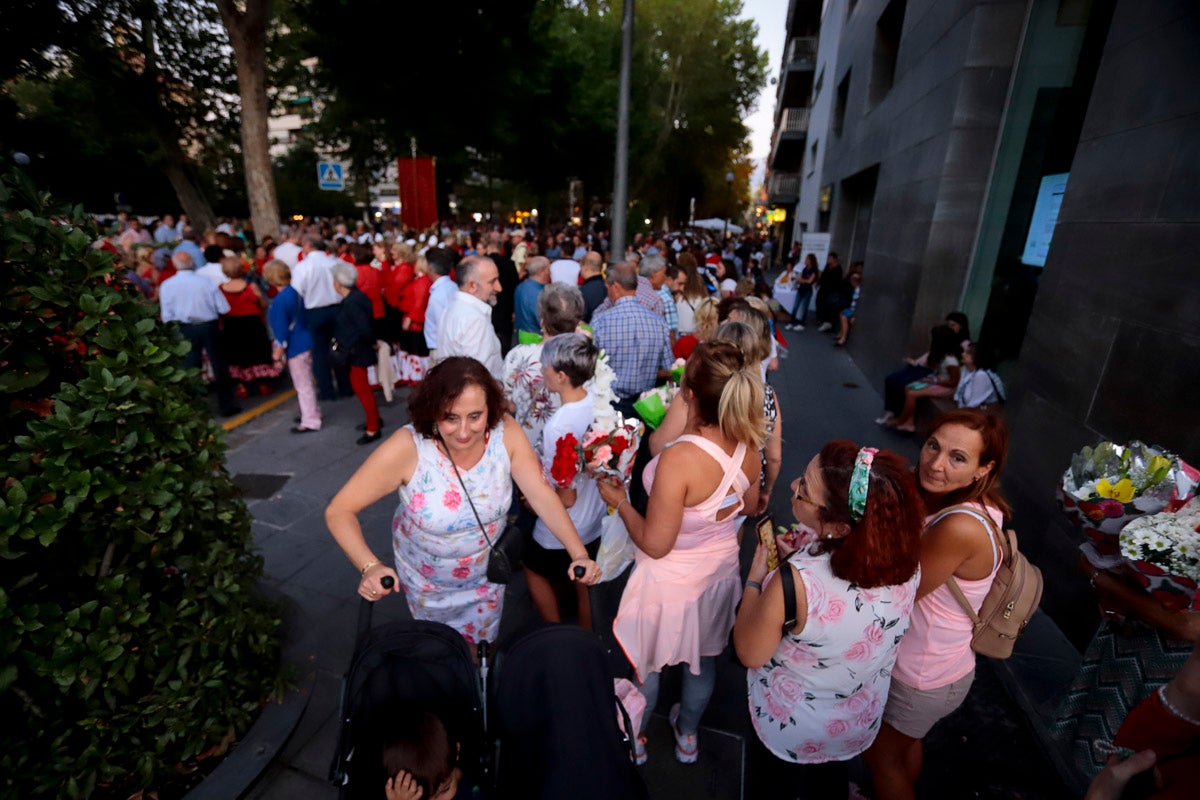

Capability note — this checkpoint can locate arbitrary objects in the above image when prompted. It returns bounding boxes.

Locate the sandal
[669,703,698,764]
[631,734,647,766]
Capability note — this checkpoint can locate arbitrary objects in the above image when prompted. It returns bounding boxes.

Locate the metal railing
[769,173,801,199]
[781,106,811,134]
[787,37,817,67]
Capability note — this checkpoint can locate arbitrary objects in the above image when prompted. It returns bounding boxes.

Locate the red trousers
[349,365,381,433]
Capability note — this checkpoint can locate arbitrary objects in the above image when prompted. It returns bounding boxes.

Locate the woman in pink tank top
[598,341,766,766]
[864,408,1012,800]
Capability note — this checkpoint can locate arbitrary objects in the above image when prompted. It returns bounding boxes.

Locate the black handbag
[329,338,350,369]
[443,436,523,584]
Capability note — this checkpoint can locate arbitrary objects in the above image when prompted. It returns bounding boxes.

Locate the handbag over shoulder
[934,504,1043,659]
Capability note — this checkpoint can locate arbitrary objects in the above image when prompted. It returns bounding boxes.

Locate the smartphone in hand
[757,516,779,572]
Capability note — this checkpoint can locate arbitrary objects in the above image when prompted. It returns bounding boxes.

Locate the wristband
[745,580,762,593]
[615,497,628,514]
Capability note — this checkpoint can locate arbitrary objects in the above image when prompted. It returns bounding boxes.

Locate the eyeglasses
[793,477,818,507]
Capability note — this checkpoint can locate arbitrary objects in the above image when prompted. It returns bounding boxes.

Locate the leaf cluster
[0,170,280,798]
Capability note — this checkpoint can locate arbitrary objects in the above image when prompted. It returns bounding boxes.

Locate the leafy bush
[0,170,281,797]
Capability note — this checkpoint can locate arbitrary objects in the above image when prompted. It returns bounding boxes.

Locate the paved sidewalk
[229,325,1079,798]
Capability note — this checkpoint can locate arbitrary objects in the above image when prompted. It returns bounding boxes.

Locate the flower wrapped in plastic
[1118,501,1200,612]
[1060,441,1199,560]
[580,415,644,483]
[548,432,581,489]
[632,384,678,430]
[669,357,687,385]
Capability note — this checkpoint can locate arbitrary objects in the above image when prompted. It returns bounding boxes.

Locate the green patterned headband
[848,447,878,522]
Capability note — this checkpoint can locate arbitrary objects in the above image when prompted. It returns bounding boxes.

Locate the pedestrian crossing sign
[318,161,345,191]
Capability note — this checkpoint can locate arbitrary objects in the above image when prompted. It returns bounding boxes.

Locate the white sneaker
[875,412,895,425]
[819,322,833,332]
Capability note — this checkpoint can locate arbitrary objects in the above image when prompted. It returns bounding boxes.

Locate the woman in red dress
[218,256,281,397]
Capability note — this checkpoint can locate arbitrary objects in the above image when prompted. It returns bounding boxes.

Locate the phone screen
[756,516,779,572]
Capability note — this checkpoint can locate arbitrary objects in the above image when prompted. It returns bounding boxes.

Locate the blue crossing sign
[318,161,345,191]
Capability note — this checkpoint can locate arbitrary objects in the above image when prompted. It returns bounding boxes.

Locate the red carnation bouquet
[580,415,643,482]
[549,432,581,489]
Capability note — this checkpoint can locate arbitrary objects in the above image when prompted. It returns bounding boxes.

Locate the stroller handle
[381,575,395,589]
[573,565,586,579]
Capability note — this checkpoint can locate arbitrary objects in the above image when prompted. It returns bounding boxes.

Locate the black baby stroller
[328,595,486,799]
[488,623,648,800]
[331,589,645,799]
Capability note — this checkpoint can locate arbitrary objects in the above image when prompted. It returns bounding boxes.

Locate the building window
[833,71,851,136]
[870,0,907,107]
[808,139,819,177]
[813,67,824,103]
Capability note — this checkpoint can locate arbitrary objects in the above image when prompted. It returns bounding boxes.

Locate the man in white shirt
[158,251,239,416]
[437,255,504,379]
[195,245,228,285]
[549,254,581,286]
[422,248,460,359]
[272,230,302,267]
[291,235,346,400]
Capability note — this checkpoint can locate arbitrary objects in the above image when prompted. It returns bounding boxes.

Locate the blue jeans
[789,284,813,323]
[639,656,717,735]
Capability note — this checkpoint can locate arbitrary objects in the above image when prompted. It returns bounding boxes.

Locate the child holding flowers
[529,333,607,628]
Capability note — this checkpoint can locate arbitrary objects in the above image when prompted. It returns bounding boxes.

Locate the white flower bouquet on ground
[1118,501,1200,612]
[1059,440,1198,559]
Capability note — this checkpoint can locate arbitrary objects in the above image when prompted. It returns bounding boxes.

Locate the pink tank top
[642,435,749,551]
[891,503,1002,690]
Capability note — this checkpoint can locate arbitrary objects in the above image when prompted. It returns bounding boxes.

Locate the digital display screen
[1021,172,1069,268]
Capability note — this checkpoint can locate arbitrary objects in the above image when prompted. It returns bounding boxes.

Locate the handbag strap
[439,435,494,551]
[778,561,798,636]
[984,370,1006,403]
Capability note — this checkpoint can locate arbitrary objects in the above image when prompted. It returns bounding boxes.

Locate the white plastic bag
[596,510,635,582]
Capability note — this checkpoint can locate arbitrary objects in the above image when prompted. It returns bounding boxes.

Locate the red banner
[397,157,438,231]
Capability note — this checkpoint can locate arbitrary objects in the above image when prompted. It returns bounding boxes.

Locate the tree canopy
[1,0,767,227]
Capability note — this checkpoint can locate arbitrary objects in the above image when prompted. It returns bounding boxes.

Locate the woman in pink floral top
[734,440,925,798]
[326,357,600,645]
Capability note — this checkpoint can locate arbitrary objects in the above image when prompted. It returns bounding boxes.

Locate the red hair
[813,440,925,588]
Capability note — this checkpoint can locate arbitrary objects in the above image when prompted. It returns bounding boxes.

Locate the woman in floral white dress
[326,357,600,644]
[501,283,616,454]
[734,441,925,799]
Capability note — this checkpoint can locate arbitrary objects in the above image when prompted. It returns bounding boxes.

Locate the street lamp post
[724,171,735,241]
[611,0,634,262]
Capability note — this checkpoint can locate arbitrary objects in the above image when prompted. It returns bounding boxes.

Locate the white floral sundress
[392,423,512,644]
[747,548,920,763]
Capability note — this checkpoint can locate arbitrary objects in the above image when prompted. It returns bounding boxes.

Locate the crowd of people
[99,211,1187,799]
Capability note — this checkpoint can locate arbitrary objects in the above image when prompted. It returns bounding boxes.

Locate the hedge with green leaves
[0,171,281,797]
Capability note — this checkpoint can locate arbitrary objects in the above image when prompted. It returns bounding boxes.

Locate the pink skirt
[613,537,741,681]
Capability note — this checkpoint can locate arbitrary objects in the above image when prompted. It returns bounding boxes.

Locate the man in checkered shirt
[592,262,673,416]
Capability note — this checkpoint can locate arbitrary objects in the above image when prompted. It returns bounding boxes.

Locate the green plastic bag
[518,330,544,345]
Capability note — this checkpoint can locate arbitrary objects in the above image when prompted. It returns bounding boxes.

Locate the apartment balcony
[777,36,817,110]
[769,106,810,171]
[767,172,801,206]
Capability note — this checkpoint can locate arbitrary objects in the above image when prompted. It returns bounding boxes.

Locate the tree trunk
[159,135,217,233]
[217,0,280,243]
[141,11,216,232]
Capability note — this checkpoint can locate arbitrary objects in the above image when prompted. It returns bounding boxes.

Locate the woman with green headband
[864,408,1010,800]
[734,440,925,798]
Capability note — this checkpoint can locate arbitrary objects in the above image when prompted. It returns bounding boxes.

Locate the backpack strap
[778,561,798,636]
[933,504,1008,622]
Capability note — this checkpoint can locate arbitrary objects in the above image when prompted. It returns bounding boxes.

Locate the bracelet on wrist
[745,580,762,593]
[1159,685,1200,727]
[359,559,381,576]
[615,497,628,513]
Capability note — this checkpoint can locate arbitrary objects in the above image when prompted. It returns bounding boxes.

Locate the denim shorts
[882,671,975,739]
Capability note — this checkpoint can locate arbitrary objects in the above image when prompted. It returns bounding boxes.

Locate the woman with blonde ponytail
[598,340,765,766]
